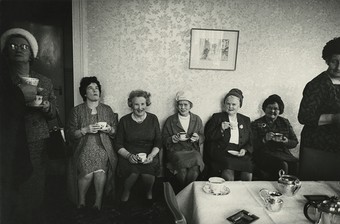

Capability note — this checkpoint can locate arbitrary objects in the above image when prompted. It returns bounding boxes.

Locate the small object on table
[226,210,259,223]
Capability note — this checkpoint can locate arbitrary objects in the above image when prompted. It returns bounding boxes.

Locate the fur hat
[224,88,244,107]
[175,91,192,103]
[1,28,38,58]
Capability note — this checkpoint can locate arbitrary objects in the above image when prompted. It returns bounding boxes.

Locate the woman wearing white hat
[162,91,205,187]
[1,28,57,223]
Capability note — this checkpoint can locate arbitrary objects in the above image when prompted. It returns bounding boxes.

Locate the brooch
[239,124,243,129]
[261,123,266,128]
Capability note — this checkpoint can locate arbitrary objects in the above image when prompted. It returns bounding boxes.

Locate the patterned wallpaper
[81,0,340,156]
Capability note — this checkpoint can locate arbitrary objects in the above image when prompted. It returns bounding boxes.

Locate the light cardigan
[66,102,118,204]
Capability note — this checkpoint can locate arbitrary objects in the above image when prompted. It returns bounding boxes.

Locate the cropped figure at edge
[298,37,340,181]
[251,94,299,180]
[114,90,161,205]
[66,76,118,211]
[1,28,57,223]
[162,91,205,187]
[205,88,253,181]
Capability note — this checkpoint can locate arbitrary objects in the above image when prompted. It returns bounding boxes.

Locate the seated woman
[114,90,162,203]
[251,94,299,180]
[66,76,118,211]
[205,88,253,181]
[162,91,205,187]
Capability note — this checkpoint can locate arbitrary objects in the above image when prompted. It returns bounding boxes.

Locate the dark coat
[204,112,253,156]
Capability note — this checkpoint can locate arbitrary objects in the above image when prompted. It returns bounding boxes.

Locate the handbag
[47,110,72,160]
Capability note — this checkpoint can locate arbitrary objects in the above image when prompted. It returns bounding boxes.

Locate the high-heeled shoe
[92,205,100,216]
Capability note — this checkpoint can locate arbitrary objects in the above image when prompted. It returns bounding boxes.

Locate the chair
[163,182,187,224]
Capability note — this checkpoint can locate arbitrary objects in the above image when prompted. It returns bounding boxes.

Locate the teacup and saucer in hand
[97,122,108,130]
[272,133,283,142]
[21,77,39,86]
[137,153,147,163]
[27,95,43,107]
[177,132,188,141]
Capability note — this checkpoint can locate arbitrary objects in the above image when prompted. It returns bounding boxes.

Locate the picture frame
[189,28,239,71]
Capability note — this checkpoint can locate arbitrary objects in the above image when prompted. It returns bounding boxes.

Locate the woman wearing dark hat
[251,94,299,180]
[298,37,340,181]
[205,88,253,181]
[1,28,57,222]
[162,91,205,187]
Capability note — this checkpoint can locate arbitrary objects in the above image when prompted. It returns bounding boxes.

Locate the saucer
[203,182,230,196]
[100,127,109,131]
[179,137,189,141]
[228,150,239,156]
[27,103,43,108]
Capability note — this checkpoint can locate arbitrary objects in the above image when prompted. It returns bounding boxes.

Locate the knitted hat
[1,28,38,58]
[175,91,192,103]
[262,94,285,114]
[224,88,244,107]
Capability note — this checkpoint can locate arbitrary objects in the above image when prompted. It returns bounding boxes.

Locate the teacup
[208,177,225,194]
[137,153,147,163]
[229,121,238,129]
[272,133,283,141]
[29,95,43,106]
[178,132,187,140]
[21,77,39,86]
[97,122,107,129]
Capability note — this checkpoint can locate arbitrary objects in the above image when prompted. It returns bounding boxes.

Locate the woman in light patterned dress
[66,76,118,211]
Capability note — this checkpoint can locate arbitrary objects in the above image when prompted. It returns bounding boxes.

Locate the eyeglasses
[266,106,280,112]
[8,43,30,51]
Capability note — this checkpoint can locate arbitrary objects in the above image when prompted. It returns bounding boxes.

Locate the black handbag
[47,110,72,160]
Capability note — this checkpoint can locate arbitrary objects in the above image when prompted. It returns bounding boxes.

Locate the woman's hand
[85,124,101,134]
[190,133,199,142]
[100,124,115,134]
[143,154,154,164]
[172,134,180,143]
[238,149,247,157]
[127,154,139,164]
[221,121,231,131]
[264,132,274,142]
[281,136,289,143]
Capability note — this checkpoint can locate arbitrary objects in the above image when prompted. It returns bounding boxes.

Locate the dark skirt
[299,146,340,181]
[118,156,159,180]
[210,143,253,172]
[166,149,204,173]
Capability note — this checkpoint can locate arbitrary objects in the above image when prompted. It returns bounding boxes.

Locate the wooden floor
[42,172,175,224]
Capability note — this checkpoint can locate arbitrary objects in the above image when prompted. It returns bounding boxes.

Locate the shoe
[77,204,86,214]
[145,198,154,208]
[92,206,100,217]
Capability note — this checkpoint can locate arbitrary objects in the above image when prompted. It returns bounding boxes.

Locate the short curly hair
[322,37,340,61]
[79,76,101,101]
[127,89,151,107]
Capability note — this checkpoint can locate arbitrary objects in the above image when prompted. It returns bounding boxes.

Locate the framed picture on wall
[189,28,239,71]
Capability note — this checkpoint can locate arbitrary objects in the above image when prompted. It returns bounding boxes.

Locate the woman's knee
[188,166,199,174]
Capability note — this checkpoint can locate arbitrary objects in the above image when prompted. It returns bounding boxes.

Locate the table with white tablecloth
[176,181,340,224]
